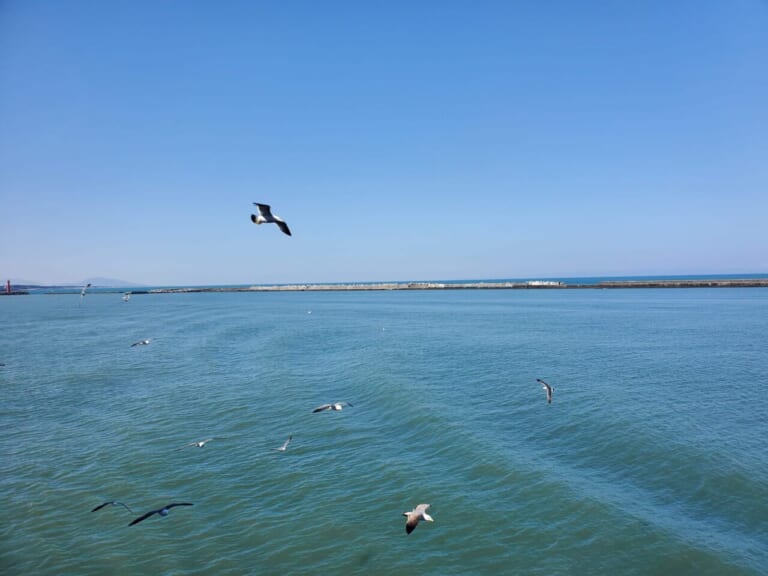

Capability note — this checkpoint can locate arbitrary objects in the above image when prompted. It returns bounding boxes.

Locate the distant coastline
[4,275,768,296]
[130,278,768,294]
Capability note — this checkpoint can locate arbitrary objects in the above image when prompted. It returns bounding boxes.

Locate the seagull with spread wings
[537,378,554,404]
[402,504,434,534]
[312,402,353,413]
[79,283,92,305]
[251,203,291,236]
[273,435,292,452]
[176,438,213,451]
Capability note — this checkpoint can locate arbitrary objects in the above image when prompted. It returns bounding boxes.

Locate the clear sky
[1,1,766,286]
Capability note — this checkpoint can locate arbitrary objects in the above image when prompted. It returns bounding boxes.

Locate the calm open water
[1,288,767,575]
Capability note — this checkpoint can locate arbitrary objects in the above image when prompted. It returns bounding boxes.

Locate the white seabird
[79,283,92,305]
[176,438,213,451]
[131,339,151,347]
[312,402,353,413]
[537,378,554,404]
[273,435,292,452]
[403,503,434,534]
[251,203,291,236]
[128,502,193,526]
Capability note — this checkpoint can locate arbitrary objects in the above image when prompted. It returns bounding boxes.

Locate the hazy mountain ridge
[8,277,144,288]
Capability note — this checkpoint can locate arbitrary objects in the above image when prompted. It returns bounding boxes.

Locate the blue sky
[1,1,766,285]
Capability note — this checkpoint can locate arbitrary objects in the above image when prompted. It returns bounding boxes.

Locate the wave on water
[1,288,767,575]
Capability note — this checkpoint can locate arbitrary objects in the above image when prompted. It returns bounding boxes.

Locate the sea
[1,285,767,575]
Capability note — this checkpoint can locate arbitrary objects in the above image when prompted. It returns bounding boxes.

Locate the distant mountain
[81,277,144,288]
[7,277,144,288]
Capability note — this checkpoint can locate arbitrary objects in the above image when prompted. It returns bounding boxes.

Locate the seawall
[134,279,768,294]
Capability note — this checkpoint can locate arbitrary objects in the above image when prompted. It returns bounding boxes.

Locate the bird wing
[313,404,332,413]
[129,509,158,526]
[166,502,194,510]
[404,514,419,534]
[91,502,111,512]
[276,220,291,236]
[253,203,273,218]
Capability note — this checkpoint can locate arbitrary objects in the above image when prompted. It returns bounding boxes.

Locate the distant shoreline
[135,278,768,293]
[4,278,767,296]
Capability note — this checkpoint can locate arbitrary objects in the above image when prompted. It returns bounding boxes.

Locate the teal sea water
[1,288,767,575]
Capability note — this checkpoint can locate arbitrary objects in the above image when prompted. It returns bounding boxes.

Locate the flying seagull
[176,438,213,451]
[91,501,134,514]
[128,502,193,526]
[273,435,292,452]
[251,203,291,236]
[403,504,434,534]
[312,402,353,413]
[537,378,554,404]
[131,339,151,347]
[79,283,92,305]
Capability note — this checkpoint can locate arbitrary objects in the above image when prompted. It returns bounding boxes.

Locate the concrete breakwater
[135,278,768,294]
[594,279,768,288]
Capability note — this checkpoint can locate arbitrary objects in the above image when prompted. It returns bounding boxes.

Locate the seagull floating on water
[273,435,292,452]
[128,502,193,526]
[123,292,131,302]
[91,501,134,514]
[312,402,353,413]
[176,438,213,450]
[251,203,291,236]
[131,339,151,347]
[537,378,554,404]
[403,503,434,534]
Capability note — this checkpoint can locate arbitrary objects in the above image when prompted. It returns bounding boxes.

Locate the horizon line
[9,272,768,289]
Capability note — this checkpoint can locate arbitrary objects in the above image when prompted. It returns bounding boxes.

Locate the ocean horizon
[13,272,768,294]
